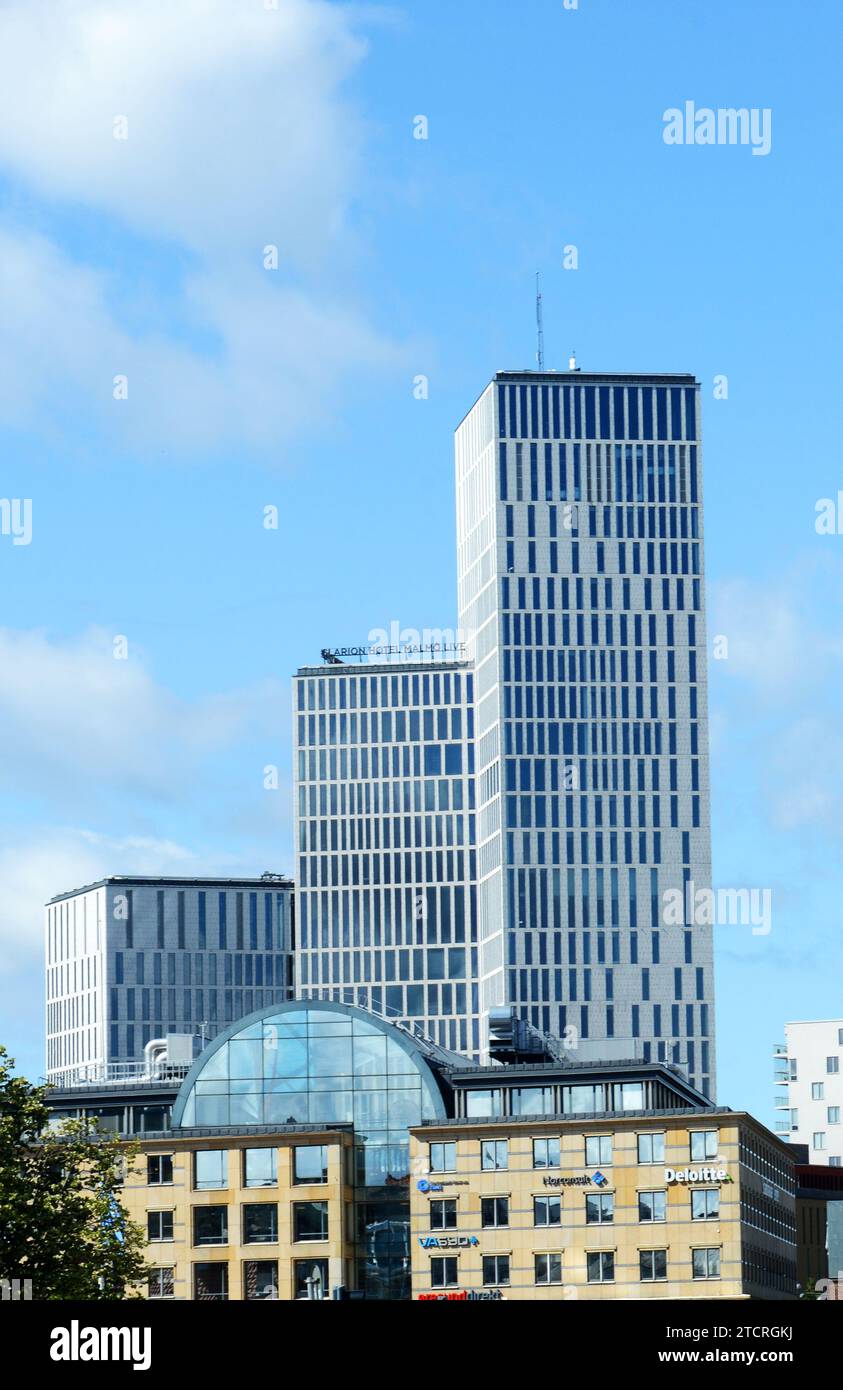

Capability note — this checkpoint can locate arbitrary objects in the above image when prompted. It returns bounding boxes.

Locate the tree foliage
[0,1046,148,1299]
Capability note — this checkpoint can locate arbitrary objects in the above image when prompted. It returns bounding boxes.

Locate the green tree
[0,1046,148,1299]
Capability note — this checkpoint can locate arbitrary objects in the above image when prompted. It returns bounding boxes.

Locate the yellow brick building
[409,1112,796,1300]
[121,1127,354,1300]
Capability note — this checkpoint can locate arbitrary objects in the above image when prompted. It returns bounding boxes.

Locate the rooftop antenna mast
[535,271,544,371]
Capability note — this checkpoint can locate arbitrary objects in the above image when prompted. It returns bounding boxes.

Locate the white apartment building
[774,1019,843,1165]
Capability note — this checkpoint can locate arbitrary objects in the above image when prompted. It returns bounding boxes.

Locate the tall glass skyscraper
[456,371,714,1096]
[294,367,715,1096]
[293,660,480,1055]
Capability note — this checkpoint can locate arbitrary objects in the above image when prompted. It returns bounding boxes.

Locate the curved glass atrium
[172,998,446,1185]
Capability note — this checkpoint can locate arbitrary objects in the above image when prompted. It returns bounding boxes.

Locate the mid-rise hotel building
[456,371,714,1094]
[293,661,479,1055]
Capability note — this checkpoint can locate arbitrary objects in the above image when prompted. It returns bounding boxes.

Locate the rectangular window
[813,1132,826,1150]
[243,1203,278,1244]
[148,1267,174,1299]
[533,1137,561,1169]
[482,1255,510,1287]
[481,1139,509,1171]
[244,1148,277,1188]
[147,1154,173,1186]
[585,1135,612,1166]
[640,1249,667,1282]
[533,1195,561,1226]
[194,1150,227,1191]
[586,1251,614,1283]
[429,1142,456,1173]
[193,1262,228,1300]
[829,1107,841,1125]
[429,1199,457,1230]
[294,1258,329,1300]
[430,1257,458,1289]
[481,1196,509,1228]
[689,1130,718,1161]
[244,1260,278,1301]
[812,1083,825,1101]
[535,1252,563,1285]
[585,1192,614,1225]
[692,1248,721,1280]
[637,1132,665,1164]
[691,1189,720,1221]
[293,1145,328,1185]
[193,1206,228,1247]
[147,1210,174,1242]
[638,1190,666,1223]
[293,1200,329,1242]
[827,1057,840,1074]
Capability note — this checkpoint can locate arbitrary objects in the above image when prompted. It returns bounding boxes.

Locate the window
[293,1145,328,1185]
[294,1259,329,1300]
[585,1135,612,1166]
[465,1088,502,1118]
[147,1210,173,1242]
[692,1248,721,1280]
[533,1137,561,1169]
[244,1260,278,1300]
[481,1196,509,1228]
[638,1190,667,1223]
[430,1142,456,1173]
[637,1132,665,1164]
[838,1028,843,1046]
[194,1262,228,1300]
[829,1107,841,1125]
[812,1083,825,1101]
[147,1154,173,1185]
[511,1086,554,1116]
[828,1057,840,1075]
[534,1195,561,1227]
[193,1206,228,1247]
[535,1253,563,1285]
[293,1200,329,1242]
[482,1255,510,1286]
[244,1148,277,1188]
[148,1267,174,1299]
[431,1257,458,1289]
[691,1189,719,1221]
[689,1130,718,1161]
[830,1157,842,1168]
[243,1203,278,1244]
[563,1084,604,1114]
[813,1132,826,1151]
[481,1139,509,1171]
[194,1150,227,1191]
[640,1249,667,1282]
[585,1192,614,1225]
[586,1251,614,1283]
[430,1199,457,1231]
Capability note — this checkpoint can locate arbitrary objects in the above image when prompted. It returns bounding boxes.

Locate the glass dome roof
[171,999,447,1135]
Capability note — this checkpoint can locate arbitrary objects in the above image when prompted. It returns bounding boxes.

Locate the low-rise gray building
[45,874,294,1082]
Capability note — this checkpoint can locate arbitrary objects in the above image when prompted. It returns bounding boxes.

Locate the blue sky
[0,0,841,1132]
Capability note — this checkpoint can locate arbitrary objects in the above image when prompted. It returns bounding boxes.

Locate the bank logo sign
[664,1166,733,1184]
[542,1171,609,1188]
[418,1235,479,1249]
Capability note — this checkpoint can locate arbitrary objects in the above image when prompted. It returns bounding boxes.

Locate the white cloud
[0,0,405,453]
[0,828,200,971]
[711,562,843,839]
[0,0,368,264]
[0,626,285,802]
